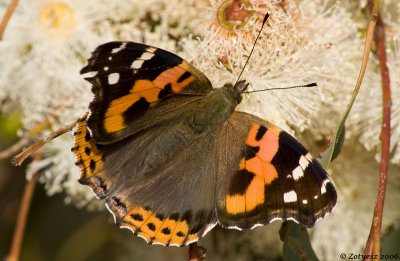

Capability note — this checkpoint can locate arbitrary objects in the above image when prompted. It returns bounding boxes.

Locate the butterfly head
[223,80,249,104]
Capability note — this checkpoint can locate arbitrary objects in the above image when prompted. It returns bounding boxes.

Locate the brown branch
[189,243,207,261]
[363,11,392,261]
[12,121,77,166]
[0,0,20,40]
[0,137,30,160]
[6,156,39,261]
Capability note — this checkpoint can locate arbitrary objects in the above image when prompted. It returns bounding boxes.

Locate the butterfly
[72,41,337,247]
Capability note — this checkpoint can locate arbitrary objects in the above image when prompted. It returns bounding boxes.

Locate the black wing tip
[80,41,129,74]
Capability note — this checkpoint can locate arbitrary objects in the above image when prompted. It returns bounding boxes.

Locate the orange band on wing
[226,123,281,215]
[103,62,194,134]
[104,80,155,133]
[119,206,198,246]
[73,118,104,180]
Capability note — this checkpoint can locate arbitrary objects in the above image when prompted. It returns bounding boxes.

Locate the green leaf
[280,221,319,261]
[319,124,345,169]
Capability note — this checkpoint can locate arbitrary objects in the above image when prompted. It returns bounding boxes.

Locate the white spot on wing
[131,59,144,69]
[108,73,120,84]
[292,166,304,180]
[137,234,150,243]
[141,51,155,60]
[111,42,127,53]
[299,154,311,170]
[88,186,100,199]
[321,179,330,194]
[152,242,167,246]
[81,71,98,78]
[130,51,155,69]
[120,225,136,234]
[186,238,199,245]
[225,225,242,231]
[86,124,93,137]
[202,223,217,237]
[105,202,117,224]
[314,195,318,199]
[103,66,109,71]
[302,199,308,204]
[284,190,297,203]
[250,223,264,229]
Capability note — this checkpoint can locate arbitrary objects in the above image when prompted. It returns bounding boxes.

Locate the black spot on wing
[255,125,267,141]
[228,169,255,195]
[147,223,156,231]
[181,210,192,223]
[84,132,91,141]
[169,213,180,221]
[244,146,259,160]
[123,97,150,124]
[156,213,164,220]
[89,160,96,171]
[140,48,183,81]
[177,71,191,83]
[158,83,172,99]
[188,224,203,235]
[161,227,171,235]
[271,131,308,177]
[131,213,144,221]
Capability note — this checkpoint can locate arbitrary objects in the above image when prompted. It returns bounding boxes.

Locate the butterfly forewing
[216,112,337,229]
[80,41,213,144]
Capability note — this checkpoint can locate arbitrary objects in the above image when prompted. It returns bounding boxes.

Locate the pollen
[217,0,253,31]
[38,2,75,38]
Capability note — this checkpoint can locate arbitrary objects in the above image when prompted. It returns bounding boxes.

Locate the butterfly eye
[232,80,249,94]
[222,83,234,89]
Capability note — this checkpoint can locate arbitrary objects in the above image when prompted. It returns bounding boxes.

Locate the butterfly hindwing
[73,111,220,246]
[81,41,213,144]
[216,112,337,229]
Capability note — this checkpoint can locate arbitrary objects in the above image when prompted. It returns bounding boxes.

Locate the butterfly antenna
[243,82,318,93]
[234,13,270,87]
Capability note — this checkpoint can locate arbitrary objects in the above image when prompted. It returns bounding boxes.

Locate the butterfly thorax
[190,85,242,134]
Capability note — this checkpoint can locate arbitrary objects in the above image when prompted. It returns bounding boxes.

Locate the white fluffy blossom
[185,1,362,133]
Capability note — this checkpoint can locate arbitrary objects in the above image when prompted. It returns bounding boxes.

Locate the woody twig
[363,10,392,261]
[0,0,19,40]
[6,156,39,261]
[12,121,77,166]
